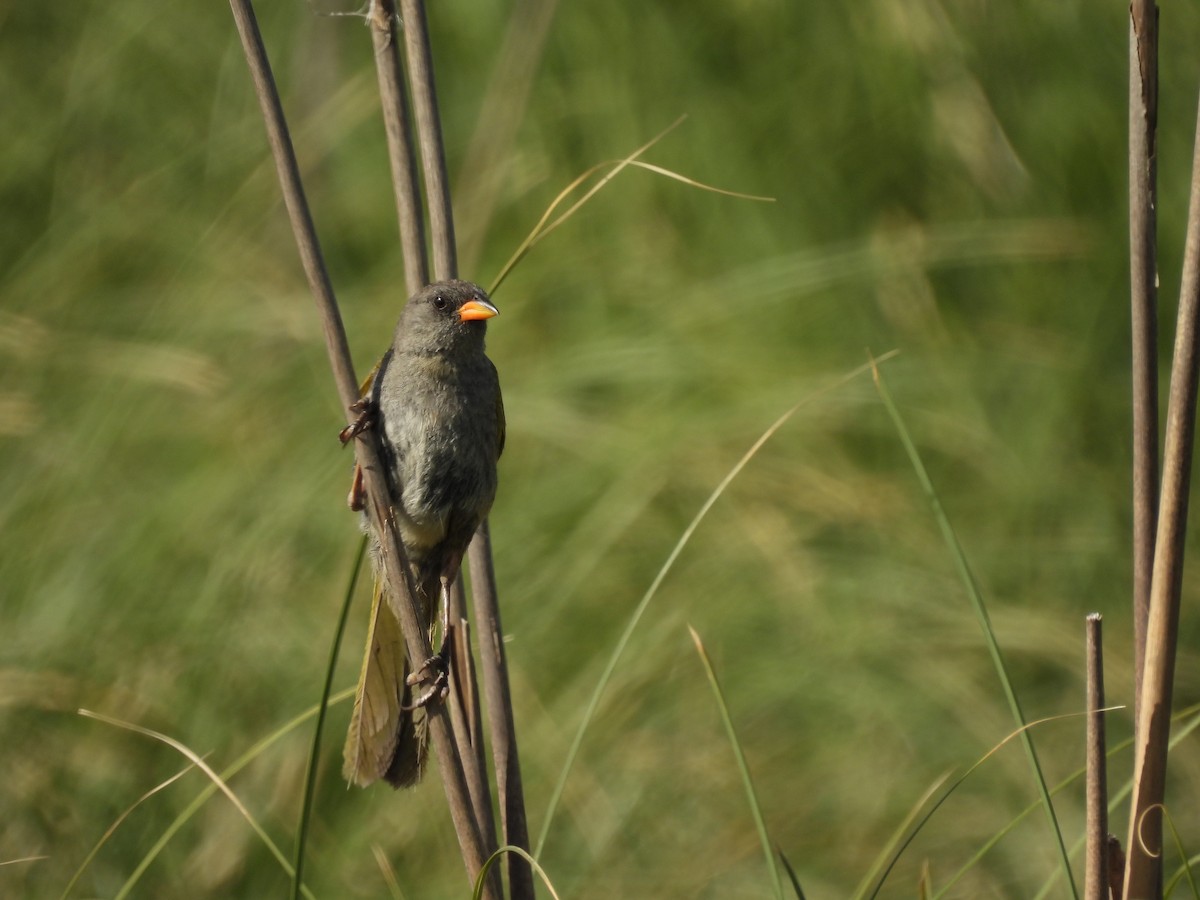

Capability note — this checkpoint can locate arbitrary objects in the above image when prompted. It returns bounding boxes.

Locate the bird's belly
[385,416,496,550]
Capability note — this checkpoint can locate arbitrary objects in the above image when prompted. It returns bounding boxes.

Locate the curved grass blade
[534,351,899,857]
[689,625,783,900]
[1161,805,1199,897]
[864,710,1111,900]
[77,710,318,900]
[490,116,687,294]
[619,160,774,202]
[59,763,195,899]
[472,845,563,900]
[854,772,952,900]
[293,535,368,900]
[489,150,775,295]
[777,847,808,900]
[870,357,1077,899]
[370,843,405,900]
[104,686,354,900]
[1038,702,1200,899]
[488,116,773,296]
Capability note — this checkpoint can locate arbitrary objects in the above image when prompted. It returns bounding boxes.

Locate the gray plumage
[344,279,504,788]
[374,280,504,607]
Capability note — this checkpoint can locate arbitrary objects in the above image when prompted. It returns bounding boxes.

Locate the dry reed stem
[368,0,429,295]
[1128,0,1159,735]
[392,2,531,895]
[1123,89,1200,900]
[225,2,494,893]
[1084,614,1109,900]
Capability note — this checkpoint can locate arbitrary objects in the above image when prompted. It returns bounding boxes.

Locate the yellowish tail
[342,580,428,788]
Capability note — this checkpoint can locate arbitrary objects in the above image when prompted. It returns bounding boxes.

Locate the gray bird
[343,279,504,788]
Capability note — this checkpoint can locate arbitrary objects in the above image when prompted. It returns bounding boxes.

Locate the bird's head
[395,280,498,355]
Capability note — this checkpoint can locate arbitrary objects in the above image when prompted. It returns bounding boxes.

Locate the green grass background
[5,0,1200,896]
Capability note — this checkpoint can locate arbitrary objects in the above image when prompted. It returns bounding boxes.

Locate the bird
[342,279,504,788]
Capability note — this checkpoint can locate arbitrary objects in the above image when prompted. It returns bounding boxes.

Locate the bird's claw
[339,397,377,445]
[402,641,452,711]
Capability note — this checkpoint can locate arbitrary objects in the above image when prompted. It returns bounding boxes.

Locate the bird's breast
[376,358,500,547]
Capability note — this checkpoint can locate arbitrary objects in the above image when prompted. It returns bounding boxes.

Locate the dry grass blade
[488,123,776,295]
[59,763,195,900]
[872,709,1115,900]
[619,160,775,201]
[689,625,784,900]
[534,351,899,857]
[855,772,953,900]
[489,115,689,293]
[921,710,1123,900]
[77,709,316,900]
[106,687,354,899]
[1027,704,1200,900]
[371,843,406,900]
[471,846,563,900]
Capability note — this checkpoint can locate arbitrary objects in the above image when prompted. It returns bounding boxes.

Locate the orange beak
[459,298,499,322]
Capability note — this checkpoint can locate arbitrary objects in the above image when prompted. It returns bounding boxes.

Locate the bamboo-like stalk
[1084,614,1108,900]
[387,5,503,888]
[1123,90,1200,900]
[446,616,500,868]
[468,522,535,900]
[393,3,534,896]
[368,0,428,295]
[398,0,456,280]
[1129,0,1159,735]
[225,3,495,895]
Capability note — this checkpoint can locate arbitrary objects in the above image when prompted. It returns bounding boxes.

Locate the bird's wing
[358,352,386,399]
[494,362,506,459]
[342,579,405,787]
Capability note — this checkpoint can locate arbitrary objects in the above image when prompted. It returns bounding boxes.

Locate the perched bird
[343,279,504,788]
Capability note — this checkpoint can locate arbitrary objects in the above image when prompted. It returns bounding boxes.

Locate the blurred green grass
[5,0,1200,896]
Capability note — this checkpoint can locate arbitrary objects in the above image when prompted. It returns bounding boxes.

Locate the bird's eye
[433,296,448,310]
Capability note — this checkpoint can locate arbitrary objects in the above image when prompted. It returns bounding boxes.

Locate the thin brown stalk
[398,0,456,280]
[1084,613,1109,900]
[368,0,429,295]
[397,0,497,858]
[1129,0,1159,732]
[469,521,535,900]
[368,0,496,863]
[396,3,533,896]
[446,616,500,865]
[446,575,493,830]
[1123,90,1200,900]
[226,2,493,894]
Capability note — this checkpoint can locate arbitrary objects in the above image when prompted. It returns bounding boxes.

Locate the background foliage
[5,0,1200,896]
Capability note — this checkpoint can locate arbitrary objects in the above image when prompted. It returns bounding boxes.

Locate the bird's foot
[339,397,377,445]
[402,639,452,711]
